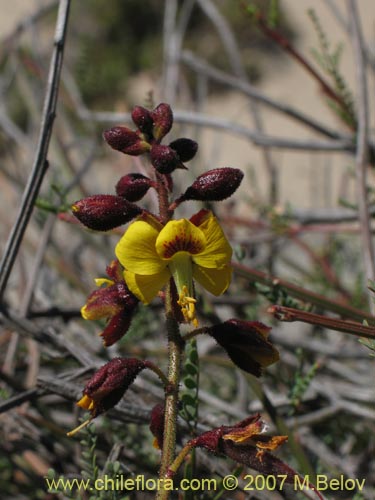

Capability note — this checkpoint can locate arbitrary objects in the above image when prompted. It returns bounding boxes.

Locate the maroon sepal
[149,403,165,450]
[131,105,154,135]
[103,126,150,156]
[80,358,146,417]
[150,144,186,174]
[180,168,244,202]
[115,173,153,202]
[151,103,173,141]
[72,195,142,231]
[169,138,198,162]
[206,319,279,377]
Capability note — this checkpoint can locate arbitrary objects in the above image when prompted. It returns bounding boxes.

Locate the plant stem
[268,304,375,339]
[157,282,184,500]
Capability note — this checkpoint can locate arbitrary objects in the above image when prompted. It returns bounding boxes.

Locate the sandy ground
[1,0,375,208]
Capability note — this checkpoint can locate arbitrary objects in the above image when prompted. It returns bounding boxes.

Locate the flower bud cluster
[71,102,244,233]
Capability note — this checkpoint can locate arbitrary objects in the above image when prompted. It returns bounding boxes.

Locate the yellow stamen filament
[66,418,92,437]
[177,285,199,328]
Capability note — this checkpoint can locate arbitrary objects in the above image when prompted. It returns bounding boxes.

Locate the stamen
[66,417,92,437]
[177,285,199,328]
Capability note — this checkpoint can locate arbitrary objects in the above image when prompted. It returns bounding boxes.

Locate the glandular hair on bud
[72,195,142,231]
[181,168,244,202]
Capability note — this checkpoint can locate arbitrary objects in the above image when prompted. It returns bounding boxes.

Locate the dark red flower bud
[206,319,279,377]
[169,138,198,162]
[149,403,165,450]
[150,144,186,174]
[115,173,153,202]
[131,105,153,135]
[77,357,146,417]
[72,195,142,231]
[67,356,146,437]
[151,103,173,141]
[180,168,244,202]
[103,126,150,156]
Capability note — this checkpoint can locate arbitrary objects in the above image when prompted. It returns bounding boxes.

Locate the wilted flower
[72,195,142,231]
[115,209,232,327]
[81,260,139,346]
[206,319,279,376]
[67,357,146,436]
[182,415,322,498]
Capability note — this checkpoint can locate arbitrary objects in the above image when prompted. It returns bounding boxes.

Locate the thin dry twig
[0,0,71,303]
[268,304,375,339]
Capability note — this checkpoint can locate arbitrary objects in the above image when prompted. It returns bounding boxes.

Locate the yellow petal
[192,212,232,269]
[155,219,206,260]
[193,264,232,295]
[115,215,165,275]
[124,269,170,304]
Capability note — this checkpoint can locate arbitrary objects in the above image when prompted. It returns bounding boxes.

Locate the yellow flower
[115,209,232,326]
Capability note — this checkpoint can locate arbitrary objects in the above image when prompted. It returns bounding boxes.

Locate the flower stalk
[156,284,184,500]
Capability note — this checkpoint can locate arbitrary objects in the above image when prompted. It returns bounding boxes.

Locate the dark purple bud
[72,195,142,231]
[151,103,173,141]
[100,311,134,347]
[115,173,153,202]
[150,144,186,174]
[169,138,198,162]
[103,126,150,156]
[206,319,279,377]
[181,168,244,202]
[131,105,153,135]
[78,357,146,417]
[149,403,165,450]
